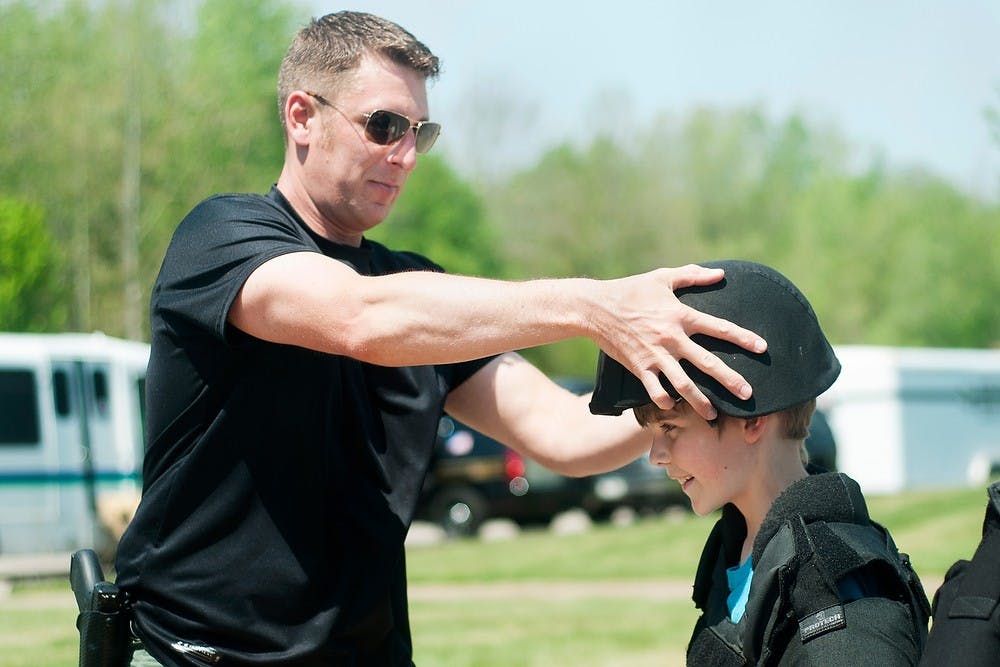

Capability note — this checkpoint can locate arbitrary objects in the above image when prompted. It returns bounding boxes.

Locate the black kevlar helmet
[589,260,841,418]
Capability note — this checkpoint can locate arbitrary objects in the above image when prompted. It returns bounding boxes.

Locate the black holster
[71,549,134,667]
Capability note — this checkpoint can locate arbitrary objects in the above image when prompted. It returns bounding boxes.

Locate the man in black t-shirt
[115,11,768,666]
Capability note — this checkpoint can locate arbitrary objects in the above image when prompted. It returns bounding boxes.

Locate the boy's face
[643,404,752,516]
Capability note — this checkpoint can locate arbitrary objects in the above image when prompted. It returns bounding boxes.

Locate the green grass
[4,484,990,665]
[0,579,78,667]
[866,485,987,574]
[407,484,989,585]
[406,509,715,583]
[410,597,695,666]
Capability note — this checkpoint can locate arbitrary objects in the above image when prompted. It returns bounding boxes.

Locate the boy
[590,260,930,665]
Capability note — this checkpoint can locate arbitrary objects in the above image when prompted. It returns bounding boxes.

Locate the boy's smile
[672,473,695,491]
[647,409,751,517]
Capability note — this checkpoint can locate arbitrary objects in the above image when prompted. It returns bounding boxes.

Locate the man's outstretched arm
[229,252,766,419]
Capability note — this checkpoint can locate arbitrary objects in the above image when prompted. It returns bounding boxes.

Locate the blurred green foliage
[489,108,999,374]
[0,198,68,331]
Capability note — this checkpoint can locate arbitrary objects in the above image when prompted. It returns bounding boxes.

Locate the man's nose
[387,130,419,170]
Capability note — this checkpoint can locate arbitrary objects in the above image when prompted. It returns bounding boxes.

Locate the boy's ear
[742,415,769,443]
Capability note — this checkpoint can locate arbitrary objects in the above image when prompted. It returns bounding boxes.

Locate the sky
[311,1,1000,198]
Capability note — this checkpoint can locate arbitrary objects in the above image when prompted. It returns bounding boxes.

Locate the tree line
[1,0,997,378]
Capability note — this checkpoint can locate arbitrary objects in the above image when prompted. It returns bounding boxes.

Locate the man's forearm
[232,252,600,365]
[333,272,601,366]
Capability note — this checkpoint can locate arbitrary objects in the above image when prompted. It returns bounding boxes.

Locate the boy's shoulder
[756,473,928,661]
[753,472,871,560]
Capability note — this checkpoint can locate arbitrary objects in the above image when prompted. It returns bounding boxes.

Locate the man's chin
[358,199,395,228]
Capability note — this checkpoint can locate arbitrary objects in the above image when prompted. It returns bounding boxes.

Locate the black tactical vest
[687,472,930,666]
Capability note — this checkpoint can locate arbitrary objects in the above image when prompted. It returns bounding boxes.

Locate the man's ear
[285,91,317,147]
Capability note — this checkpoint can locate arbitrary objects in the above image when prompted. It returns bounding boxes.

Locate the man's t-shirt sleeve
[153,195,317,341]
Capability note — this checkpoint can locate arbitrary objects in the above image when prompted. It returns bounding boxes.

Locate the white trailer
[0,332,148,559]
[819,345,1000,494]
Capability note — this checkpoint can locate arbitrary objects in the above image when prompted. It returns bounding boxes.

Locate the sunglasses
[305,91,441,154]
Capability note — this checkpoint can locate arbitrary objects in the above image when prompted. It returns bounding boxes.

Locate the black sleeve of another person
[919,481,1000,667]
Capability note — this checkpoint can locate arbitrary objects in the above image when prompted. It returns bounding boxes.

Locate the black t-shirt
[116,187,495,666]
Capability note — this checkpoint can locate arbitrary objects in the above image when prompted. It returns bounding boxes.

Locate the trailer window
[53,369,71,416]
[0,370,41,445]
[92,369,109,416]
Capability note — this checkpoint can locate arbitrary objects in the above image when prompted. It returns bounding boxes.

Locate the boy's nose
[648,435,671,467]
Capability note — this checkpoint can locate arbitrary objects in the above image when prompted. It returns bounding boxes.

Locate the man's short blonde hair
[277,11,439,131]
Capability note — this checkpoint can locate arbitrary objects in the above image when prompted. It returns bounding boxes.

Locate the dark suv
[414,415,595,536]
[586,454,682,519]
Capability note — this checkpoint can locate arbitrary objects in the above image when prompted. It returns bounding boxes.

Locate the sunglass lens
[365,110,440,153]
[415,123,441,153]
[365,110,409,145]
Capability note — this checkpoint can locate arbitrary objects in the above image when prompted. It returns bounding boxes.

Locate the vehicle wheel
[428,485,487,538]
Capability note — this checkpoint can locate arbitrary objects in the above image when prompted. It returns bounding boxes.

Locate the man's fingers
[664,264,726,289]
[650,303,760,409]
[638,371,676,413]
[686,342,753,402]
[604,264,769,420]
[651,265,768,356]
[690,309,767,357]
[638,360,718,421]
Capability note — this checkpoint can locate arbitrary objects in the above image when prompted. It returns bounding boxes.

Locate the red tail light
[504,449,526,480]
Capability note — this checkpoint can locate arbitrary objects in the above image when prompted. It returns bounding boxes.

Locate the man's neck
[275,173,364,247]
